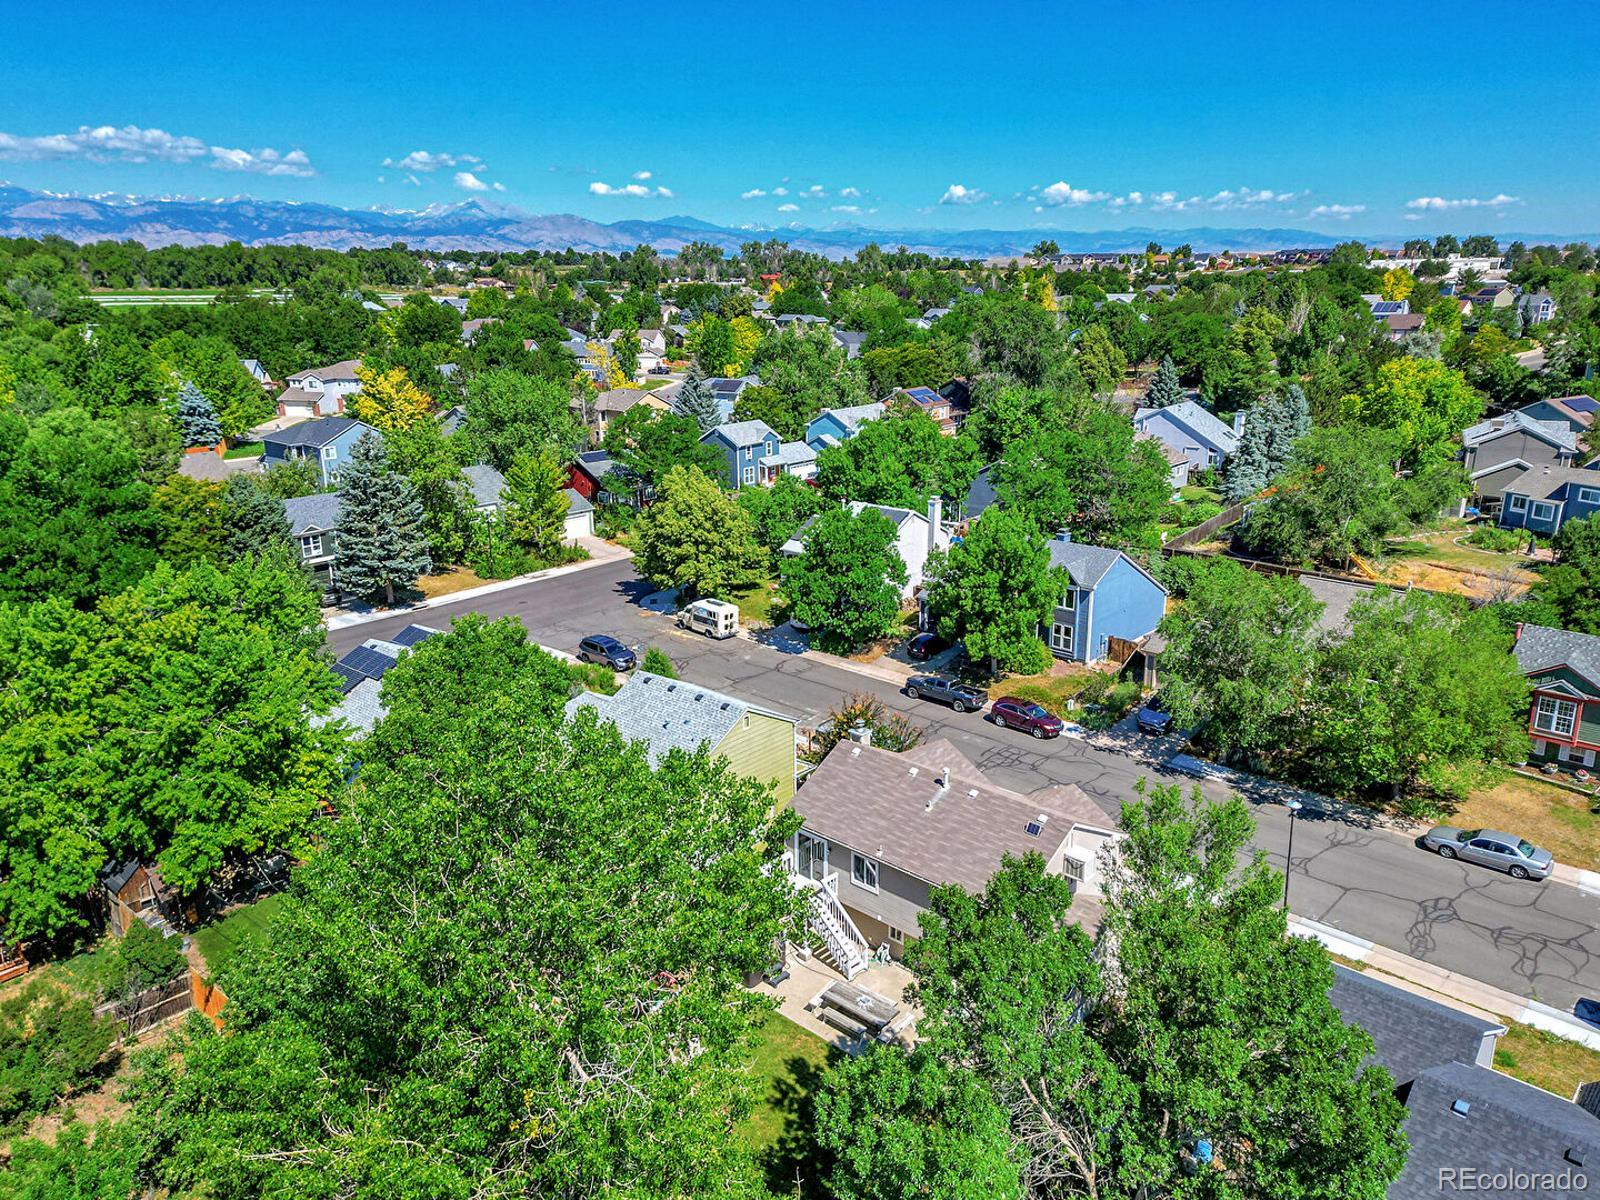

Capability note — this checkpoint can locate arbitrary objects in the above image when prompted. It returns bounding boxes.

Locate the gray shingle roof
[1505,464,1600,501]
[313,676,387,735]
[1463,410,1579,452]
[704,420,777,448]
[795,738,1117,892]
[1047,538,1131,590]
[287,358,362,383]
[282,492,342,536]
[1134,400,1240,454]
[565,671,789,766]
[1390,1061,1600,1200]
[564,487,593,515]
[814,401,884,435]
[461,464,506,509]
[1514,623,1600,688]
[761,441,818,467]
[1328,966,1503,1085]
[265,416,375,449]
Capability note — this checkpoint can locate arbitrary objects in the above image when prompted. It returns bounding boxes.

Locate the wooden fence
[95,974,192,1043]
[1163,501,1248,551]
[190,968,228,1030]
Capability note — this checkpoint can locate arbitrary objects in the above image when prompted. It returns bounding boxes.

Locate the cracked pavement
[333,559,1600,1015]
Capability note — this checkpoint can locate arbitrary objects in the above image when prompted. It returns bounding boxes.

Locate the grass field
[987,662,1100,715]
[737,1008,837,1196]
[1494,1021,1600,1098]
[223,441,263,460]
[415,565,493,599]
[1453,771,1600,869]
[719,577,783,628]
[192,893,286,982]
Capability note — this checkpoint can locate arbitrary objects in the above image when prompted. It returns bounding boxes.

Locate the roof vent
[694,692,704,702]
[720,701,730,710]
[849,745,861,758]
[1567,1148,1586,1168]
[1025,814,1049,837]
[968,788,979,799]
[907,766,919,777]
[666,682,677,691]
[1450,1099,1470,1118]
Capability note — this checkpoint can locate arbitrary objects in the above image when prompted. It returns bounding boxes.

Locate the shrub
[808,692,925,761]
[0,983,117,1128]
[1465,525,1524,553]
[101,922,186,1001]
[565,660,619,696]
[641,646,676,678]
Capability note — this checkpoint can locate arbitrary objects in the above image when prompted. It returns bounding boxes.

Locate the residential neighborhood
[3,9,1600,1194]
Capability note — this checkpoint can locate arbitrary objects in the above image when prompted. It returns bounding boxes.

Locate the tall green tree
[632,466,763,599]
[816,408,976,510]
[461,369,582,473]
[1339,358,1483,467]
[174,381,223,447]
[1223,385,1312,503]
[1144,353,1184,408]
[501,448,571,560]
[782,505,908,652]
[603,405,727,496]
[736,471,823,555]
[923,508,1066,675]
[220,474,294,563]
[152,474,224,567]
[1076,323,1128,397]
[742,323,869,440]
[383,416,472,565]
[333,434,433,605]
[672,369,721,435]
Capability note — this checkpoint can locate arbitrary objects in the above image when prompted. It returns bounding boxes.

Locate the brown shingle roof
[795,737,1118,892]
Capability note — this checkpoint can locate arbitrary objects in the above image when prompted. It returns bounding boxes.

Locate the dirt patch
[414,566,494,599]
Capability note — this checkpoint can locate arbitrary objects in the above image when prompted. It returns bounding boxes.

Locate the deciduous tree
[782,505,908,652]
[501,448,571,560]
[632,466,763,599]
[349,363,435,431]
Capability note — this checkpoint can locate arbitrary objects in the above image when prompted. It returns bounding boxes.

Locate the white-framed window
[887,925,905,944]
[851,852,879,893]
[1050,622,1074,653]
[1568,744,1587,764]
[1534,695,1578,737]
[1509,494,1528,512]
[299,534,323,559]
[1059,589,1076,610]
[1579,487,1600,505]
[1532,501,1558,521]
[321,445,336,461]
[740,465,756,486]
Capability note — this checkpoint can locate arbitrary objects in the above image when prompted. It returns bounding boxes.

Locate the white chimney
[926,766,952,812]
[847,720,871,747]
[927,494,943,555]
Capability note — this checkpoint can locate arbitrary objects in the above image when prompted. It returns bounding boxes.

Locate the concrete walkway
[325,538,632,631]
[1291,915,1600,1051]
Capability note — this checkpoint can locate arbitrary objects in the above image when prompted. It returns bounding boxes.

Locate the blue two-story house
[262,417,380,487]
[700,420,783,489]
[806,402,885,452]
[1499,464,1600,536]
[1043,536,1168,664]
[1132,400,1240,471]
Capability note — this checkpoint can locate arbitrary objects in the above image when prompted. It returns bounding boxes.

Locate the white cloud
[0,124,314,176]
[777,202,799,212]
[772,186,789,196]
[1132,186,1301,213]
[839,186,861,199]
[632,169,652,180]
[832,204,860,214]
[454,171,504,192]
[1308,203,1366,220]
[801,184,826,198]
[589,180,671,198]
[939,183,987,206]
[1406,193,1519,211]
[210,146,314,177]
[740,188,767,199]
[1036,181,1111,207]
[383,150,480,173]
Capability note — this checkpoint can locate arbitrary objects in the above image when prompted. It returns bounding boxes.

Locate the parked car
[1420,826,1554,880]
[1136,693,1174,735]
[905,674,988,713]
[906,632,950,661]
[991,696,1065,739]
[578,635,637,671]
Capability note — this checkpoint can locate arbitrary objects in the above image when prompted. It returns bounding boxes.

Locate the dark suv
[578,635,637,671]
[1136,693,1174,735]
[906,674,987,712]
[991,696,1065,739]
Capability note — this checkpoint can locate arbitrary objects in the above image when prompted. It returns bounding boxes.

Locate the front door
[796,832,828,881]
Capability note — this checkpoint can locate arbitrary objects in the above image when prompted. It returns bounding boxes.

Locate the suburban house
[435,296,469,314]
[566,672,798,806]
[460,463,596,540]
[276,359,364,419]
[705,376,760,423]
[1467,282,1516,310]
[319,624,442,735]
[889,386,957,434]
[831,330,867,359]
[262,417,379,487]
[240,358,273,388]
[1518,292,1559,325]
[636,328,667,356]
[790,736,1118,971]
[1497,464,1600,535]
[571,387,671,441]
[1327,963,1598,1199]
[701,420,816,488]
[101,859,178,939]
[1135,431,1193,490]
[1512,623,1600,769]
[806,401,885,451]
[460,317,497,345]
[1132,399,1241,470]
[283,491,344,595]
[781,498,952,599]
[1044,535,1168,664]
[568,449,630,505]
[1461,410,1582,511]
[1368,298,1410,320]
[1518,394,1600,436]
[1382,312,1426,341]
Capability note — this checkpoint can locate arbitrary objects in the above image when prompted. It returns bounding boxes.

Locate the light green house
[565,671,798,806]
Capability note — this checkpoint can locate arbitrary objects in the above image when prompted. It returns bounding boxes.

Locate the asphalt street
[332,559,1600,1014]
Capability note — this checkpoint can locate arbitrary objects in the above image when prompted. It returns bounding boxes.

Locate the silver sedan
[1421,826,1554,881]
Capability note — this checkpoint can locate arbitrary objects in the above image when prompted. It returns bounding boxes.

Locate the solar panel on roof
[338,646,398,681]
[1568,396,1600,413]
[390,625,436,648]
[1025,821,1043,838]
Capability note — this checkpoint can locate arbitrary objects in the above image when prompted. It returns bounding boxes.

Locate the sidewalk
[1290,915,1600,1051]
[325,539,632,631]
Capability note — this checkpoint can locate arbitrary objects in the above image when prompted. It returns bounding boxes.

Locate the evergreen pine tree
[175,381,223,447]
[501,449,571,560]
[334,434,433,605]
[1223,403,1273,503]
[674,369,721,434]
[1144,355,1184,408]
[220,475,293,562]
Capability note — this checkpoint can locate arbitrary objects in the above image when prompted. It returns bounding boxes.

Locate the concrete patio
[752,944,918,1052]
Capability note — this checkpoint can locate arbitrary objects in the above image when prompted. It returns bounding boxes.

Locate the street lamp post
[1282,799,1303,911]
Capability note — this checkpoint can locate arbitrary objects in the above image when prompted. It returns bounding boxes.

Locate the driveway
[329,558,1600,1013]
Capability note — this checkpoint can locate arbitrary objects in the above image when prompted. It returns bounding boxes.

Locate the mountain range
[0,184,1593,258]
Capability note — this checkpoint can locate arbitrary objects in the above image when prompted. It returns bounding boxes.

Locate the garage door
[563,509,594,541]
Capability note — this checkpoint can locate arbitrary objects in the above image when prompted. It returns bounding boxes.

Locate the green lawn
[738,1008,837,1192]
[1495,1021,1600,1097]
[718,577,783,628]
[223,441,264,460]
[192,892,286,983]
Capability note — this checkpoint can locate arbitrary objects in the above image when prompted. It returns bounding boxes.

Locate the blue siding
[1044,556,1166,663]
[1135,410,1228,470]
[806,413,851,451]
[262,421,377,486]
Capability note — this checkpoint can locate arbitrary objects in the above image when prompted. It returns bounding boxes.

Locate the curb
[1288,916,1375,961]
[324,548,633,631]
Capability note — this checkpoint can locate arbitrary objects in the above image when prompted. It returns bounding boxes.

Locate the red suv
[991,696,1065,739]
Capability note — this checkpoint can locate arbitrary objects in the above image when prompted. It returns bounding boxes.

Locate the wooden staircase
[795,873,869,980]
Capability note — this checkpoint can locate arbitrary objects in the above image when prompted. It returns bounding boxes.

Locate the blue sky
[2,0,1598,235]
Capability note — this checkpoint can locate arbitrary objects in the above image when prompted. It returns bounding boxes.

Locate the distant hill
[0,184,1591,258]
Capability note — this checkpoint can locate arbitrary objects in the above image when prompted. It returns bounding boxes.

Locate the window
[1050,622,1074,653]
[740,465,756,486]
[299,535,322,558]
[851,852,879,893]
[1568,744,1587,764]
[1532,501,1557,522]
[1509,494,1528,512]
[887,925,905,944]
[1059,589,1076,610]
[1063,854,1086,884]
[1580,487,1600,505]
[1534,695,1578,737]
[321,445,336,461]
